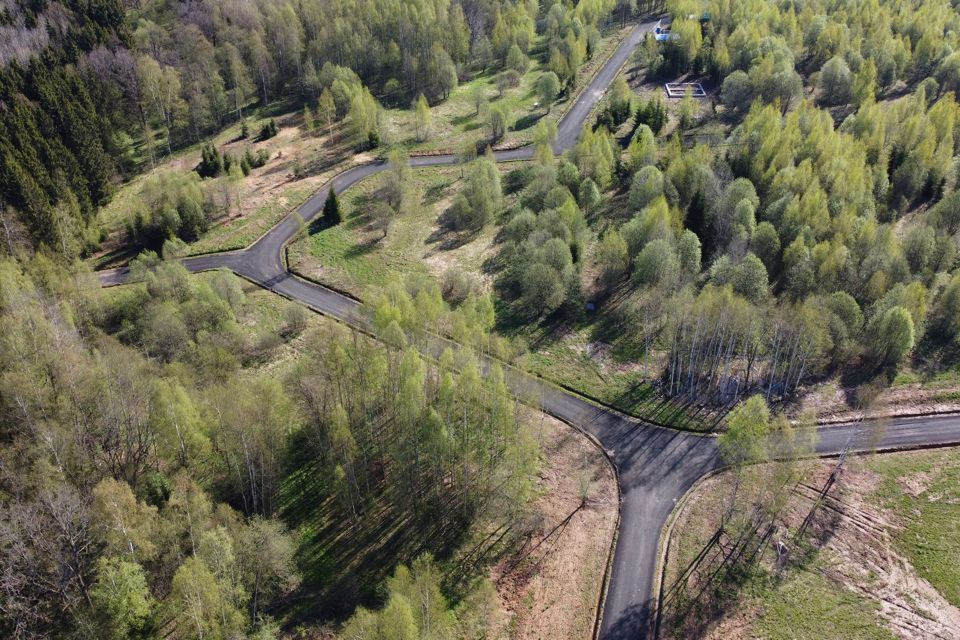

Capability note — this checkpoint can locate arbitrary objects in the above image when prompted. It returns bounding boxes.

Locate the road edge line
[651,467,725,639]
[279,260,718,436]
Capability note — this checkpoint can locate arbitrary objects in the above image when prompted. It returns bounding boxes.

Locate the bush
[677,229,702,277]
[870,305,915,365]
[721,70,754,112]
[282,302,310,338]
[440,268,476,304]
[518,262,566,318]
[633,239,679,289]
[242,147,269,172]
[506,44,528,73]
[127,171,209,247]
[629,166,665,210]
[750,222,781,271]
[292,160,306,179]
[196,144,223,178]
[633,96,668,135]
[731,253,769,303]
[818,56,853,105]
[496,70,521,96]
[259,118,279,141]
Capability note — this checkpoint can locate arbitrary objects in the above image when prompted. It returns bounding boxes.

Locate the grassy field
[288,164,518,297]
[184,183,318,256]
[867,450,960,608]
[90,20,638,271]
[287,159,713,430]
[96,113,278,237]
[92,112,367,270]
[660,465,897,640]
[661,448,960,639]
[513,319,719,431]
[750,566,895,640]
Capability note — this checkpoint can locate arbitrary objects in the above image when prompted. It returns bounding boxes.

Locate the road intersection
[99,19,960,638]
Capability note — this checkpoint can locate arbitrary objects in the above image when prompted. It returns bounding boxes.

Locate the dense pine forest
[5,0,960,637]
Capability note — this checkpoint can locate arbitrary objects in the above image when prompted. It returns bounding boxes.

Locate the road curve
[96,17,960,639]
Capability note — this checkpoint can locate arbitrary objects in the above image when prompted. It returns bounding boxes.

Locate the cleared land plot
[288,164,518,297]
[90,20,639,271]
[660,448,960,639]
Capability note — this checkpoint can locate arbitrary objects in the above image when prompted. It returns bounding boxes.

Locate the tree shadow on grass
[427,204,483,251]
[94,243,145,271]
[512,111,545,131]
[425,226,478,252]
[659,467,847,638]
[343,238,379,259]
[279,442,473,626]
[913,334,960,379]
[838,358,897,408]
[423,180,453,206]
[451,112,478,126]
[307,216,338,235]
[606,380,728,432]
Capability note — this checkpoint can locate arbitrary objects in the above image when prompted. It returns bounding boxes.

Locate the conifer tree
[323,189,342,225]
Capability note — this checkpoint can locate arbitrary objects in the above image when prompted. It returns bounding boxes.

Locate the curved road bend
[96,16,960,639]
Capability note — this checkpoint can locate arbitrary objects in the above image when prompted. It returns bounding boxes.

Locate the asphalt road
[96,17,960,639]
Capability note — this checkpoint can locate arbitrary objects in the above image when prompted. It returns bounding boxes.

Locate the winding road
[98,18,960,640]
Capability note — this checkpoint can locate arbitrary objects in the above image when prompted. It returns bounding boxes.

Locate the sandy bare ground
[665,462,960,640]
[796,465,960,640]
[492,412,618,640]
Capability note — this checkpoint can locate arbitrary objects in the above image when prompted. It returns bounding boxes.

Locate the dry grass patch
[491,412,618,640]
[661,450,960,640]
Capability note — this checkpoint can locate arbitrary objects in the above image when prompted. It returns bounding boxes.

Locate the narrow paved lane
[96,17,960,638]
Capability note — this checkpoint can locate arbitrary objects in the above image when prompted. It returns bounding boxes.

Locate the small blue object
[586,302,596,312]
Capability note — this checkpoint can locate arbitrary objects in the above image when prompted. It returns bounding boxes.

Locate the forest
[484,0,960,411]
[5,0,960,637]
[0,0,653,636]
[0,251,539,638]
[283,0,960,415]
[0,0,662,256]
[611,0,960,406]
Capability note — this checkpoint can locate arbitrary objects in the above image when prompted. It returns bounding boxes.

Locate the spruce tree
[323,189,342,225]
[197,144,223,178]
